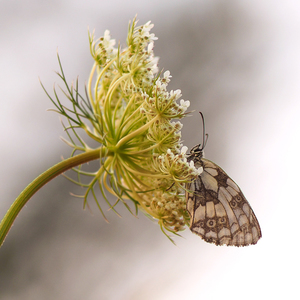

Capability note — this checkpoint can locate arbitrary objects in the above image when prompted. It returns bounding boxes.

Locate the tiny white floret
[181,146,188,154]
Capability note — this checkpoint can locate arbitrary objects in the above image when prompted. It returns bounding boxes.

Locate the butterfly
[186,112,262,246]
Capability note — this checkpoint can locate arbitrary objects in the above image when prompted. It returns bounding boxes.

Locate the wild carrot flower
[0,17,201,246]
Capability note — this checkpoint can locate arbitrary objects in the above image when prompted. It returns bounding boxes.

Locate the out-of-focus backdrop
[1,1,299,299]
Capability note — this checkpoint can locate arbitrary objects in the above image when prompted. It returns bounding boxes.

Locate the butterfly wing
[186,158,262,246]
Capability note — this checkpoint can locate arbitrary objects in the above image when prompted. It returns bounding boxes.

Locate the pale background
[0,0,299,299]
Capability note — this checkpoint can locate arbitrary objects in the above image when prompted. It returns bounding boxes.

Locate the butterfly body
[186,144,262,246]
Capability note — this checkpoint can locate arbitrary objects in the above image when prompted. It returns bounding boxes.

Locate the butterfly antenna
[199,112,209,150]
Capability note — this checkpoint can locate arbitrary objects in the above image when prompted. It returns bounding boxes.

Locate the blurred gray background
[0,0,299,299]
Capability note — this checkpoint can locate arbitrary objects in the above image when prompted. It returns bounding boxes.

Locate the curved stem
[0,147,108,248]
[116,114,160,148]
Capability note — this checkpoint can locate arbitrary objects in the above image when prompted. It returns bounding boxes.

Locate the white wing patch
[186,158,262,246]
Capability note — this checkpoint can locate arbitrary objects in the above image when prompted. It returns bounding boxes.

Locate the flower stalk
[0,148,107,246]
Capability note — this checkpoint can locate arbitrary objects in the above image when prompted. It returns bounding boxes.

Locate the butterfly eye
[190,144,200,153]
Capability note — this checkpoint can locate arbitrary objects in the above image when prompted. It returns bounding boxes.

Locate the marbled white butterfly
[186,113,262,246]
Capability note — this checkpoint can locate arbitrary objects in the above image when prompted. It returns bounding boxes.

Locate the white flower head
[163,71,172,84]
[155,79,167,91]
[140,21,158,42]
[147,56,159,76]
[147,42,154,53]
[196,166,203,175]
[166,148,174,157]
[170,89,182,101]
[142,21,154,33]
[172,121,183,131]
[180,146,188,155]
[103,30,116,52]
[180,99,190,108]
[178,100,190,113]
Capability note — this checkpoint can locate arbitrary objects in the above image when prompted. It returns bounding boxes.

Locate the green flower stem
[116,114,160,148]
[87,63,97,110]
[0,147,107,248]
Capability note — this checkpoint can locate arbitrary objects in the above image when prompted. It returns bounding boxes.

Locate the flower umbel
[84,18,198,238]
[0,17,199,246]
